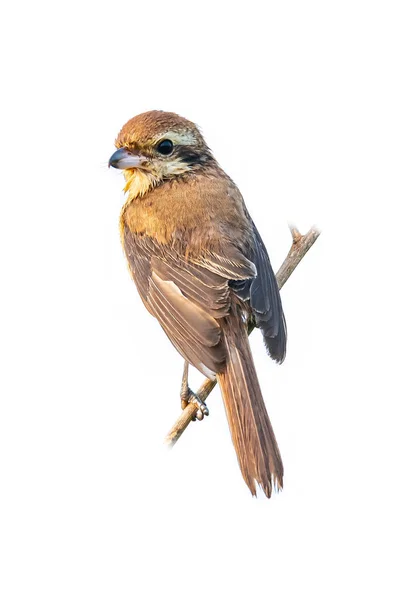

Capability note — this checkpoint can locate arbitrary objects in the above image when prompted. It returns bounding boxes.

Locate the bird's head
[109,110,214,199]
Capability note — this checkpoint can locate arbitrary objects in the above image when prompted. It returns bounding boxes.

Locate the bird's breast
[120,172,253,254]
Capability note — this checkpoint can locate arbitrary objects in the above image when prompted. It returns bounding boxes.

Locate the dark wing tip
[259,312,287,364]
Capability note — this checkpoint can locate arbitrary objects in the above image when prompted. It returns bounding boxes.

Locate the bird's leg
[180,361,209,421]
[180,361,191,409]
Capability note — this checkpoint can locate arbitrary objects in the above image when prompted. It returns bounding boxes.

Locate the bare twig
[164,225,321,447]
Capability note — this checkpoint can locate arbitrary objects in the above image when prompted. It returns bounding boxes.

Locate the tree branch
[164,225,321,447]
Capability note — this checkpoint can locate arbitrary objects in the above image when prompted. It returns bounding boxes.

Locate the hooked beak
[108,147,146,169]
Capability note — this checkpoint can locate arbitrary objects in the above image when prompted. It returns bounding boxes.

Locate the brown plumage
[109,110,286,497]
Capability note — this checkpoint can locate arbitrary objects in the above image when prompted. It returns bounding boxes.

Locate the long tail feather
[217,313,283,497]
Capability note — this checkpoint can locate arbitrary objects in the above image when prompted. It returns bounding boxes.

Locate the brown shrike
[109,111,286,497]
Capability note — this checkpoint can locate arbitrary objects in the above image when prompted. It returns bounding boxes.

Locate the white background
[1,1,399,598]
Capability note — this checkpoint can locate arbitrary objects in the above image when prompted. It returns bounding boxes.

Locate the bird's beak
[108,147,146,169]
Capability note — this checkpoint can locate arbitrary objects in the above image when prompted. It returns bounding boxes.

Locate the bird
[109,110,286,497]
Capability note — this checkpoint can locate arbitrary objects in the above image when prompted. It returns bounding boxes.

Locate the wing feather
[122,219,286,374]
[249,224,286,362]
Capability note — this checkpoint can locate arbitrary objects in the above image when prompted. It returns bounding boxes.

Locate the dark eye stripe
[178,147,211,166]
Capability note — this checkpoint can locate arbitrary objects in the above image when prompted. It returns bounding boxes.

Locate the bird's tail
[217,311,283,497]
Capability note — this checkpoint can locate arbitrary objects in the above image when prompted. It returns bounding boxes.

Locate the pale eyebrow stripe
[154,131,197,146]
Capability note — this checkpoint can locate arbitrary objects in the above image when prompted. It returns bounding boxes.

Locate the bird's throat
[123,168,159,202]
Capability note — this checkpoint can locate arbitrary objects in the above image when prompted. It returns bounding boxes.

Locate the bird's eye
[156,139,174,155]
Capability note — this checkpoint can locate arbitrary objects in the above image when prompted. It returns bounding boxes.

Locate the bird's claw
[181,389,209,421]
[191,393,209,421]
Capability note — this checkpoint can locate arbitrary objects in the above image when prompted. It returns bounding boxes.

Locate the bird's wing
[122,228,256,377]
[229,222,286,363]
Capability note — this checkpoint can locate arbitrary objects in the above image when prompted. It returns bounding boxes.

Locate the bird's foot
[181,390,209,421]
[180,361,209,421]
